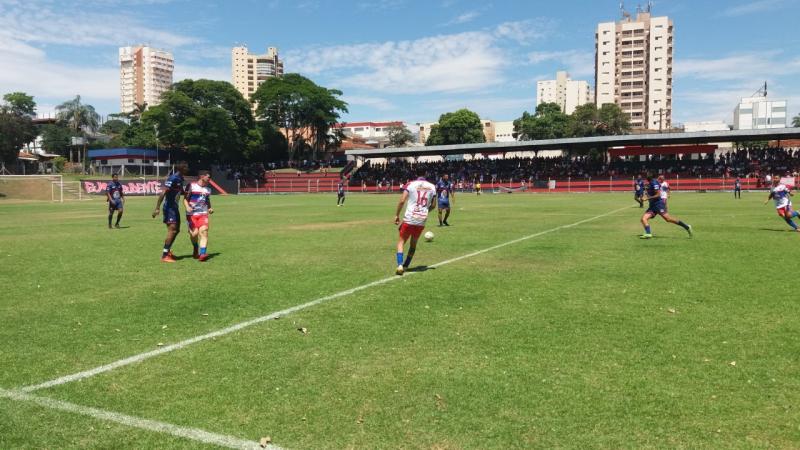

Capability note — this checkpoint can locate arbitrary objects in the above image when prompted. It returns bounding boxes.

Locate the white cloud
[444,11,480,26]
[494,19,556,45]
[173,65,230,82]
[722,0,788,16]
[357,0,406,9]
[527,50,595,78]
[342,95,396,111]
[676,51,800,81]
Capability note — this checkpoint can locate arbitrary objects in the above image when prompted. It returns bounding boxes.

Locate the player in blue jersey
[436,174,455,226]
[106,173,125,229]
[634,175,645,208]
[640,174,692,239]
[152,164,187,262]
[734,177,742,199]
[336,177,346,206]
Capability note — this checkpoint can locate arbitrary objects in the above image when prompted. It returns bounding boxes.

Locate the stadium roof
[345,127,800,158]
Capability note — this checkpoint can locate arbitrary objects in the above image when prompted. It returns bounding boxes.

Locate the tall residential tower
[119,46,174,114]
[595,5,673,130]
[232,46,284,104]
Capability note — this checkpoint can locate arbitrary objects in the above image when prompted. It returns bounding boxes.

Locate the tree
[56,95,100,134]
[100,119,129,136]
[426,109,485,145]
[569,103,601,137]
[142,79,259,164]
[3,92,36,116]
[251,73,348,161]
[386,124,414,147]
[597,103,631,135]
[793,114,800,128]
[0,92,37,167]
[40,124,76,154]
[514,102,571,141]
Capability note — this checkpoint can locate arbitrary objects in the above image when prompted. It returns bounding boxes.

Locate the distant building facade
[734,97,788,130]
[537,71,592,114]
[119,46,174,114]
[232,46,284,104]
[416,119,513,144]
[596,7,673,130]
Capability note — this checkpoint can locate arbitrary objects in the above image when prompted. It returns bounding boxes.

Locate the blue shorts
[646,201,667,216]
[163,205,180,225]
[438,199,450,209]
[634,190,643,197]
[108,199,123,211]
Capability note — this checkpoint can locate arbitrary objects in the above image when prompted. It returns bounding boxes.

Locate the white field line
[0,388,277,450]
[21,205,631,393]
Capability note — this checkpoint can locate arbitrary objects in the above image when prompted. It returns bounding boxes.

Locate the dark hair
[198,170,210,177]
[415,165,427,177]
[112,173,119,177]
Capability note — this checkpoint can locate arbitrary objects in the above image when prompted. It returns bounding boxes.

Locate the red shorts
[399,222,424,240]
[188,214,209,229]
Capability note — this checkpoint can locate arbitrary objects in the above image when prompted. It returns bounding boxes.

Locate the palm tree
[793,114,800,128]
[56,95,100,168]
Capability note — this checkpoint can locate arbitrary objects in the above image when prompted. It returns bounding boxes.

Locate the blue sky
[1,0,798,126]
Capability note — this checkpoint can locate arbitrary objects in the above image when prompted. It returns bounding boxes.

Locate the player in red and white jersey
[393,167,437,275]
[657,175,670,210]
[183,170,214,261]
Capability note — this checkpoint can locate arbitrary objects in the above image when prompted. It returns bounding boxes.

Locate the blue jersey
[646,179,662,205]
[436,180,452,200]
[635,179,645,193]
[107,181,124,201]
[337,181,345,195]
[163,174,184,208]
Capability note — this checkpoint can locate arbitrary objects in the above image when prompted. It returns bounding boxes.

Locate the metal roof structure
[345,127,800,159]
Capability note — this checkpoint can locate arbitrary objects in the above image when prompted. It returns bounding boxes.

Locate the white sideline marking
[0,388,277,449]
[21,205,631,393]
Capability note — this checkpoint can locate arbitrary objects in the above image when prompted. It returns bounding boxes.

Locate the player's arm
[152,190,167,218]
[106,186,113,203]
[764,192,774,204]
[207,193,213,215]
[394,191,408,225]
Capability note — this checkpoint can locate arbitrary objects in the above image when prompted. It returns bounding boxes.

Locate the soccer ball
[424,231,435,242]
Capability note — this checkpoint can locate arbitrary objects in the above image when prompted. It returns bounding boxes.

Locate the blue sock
[792,211,799,218]
[396,252,403,265]
[677,220,690,230]
[404,250,415,267]
[200,247,207,255]
[785,219,798,230]
[645,225,651,234]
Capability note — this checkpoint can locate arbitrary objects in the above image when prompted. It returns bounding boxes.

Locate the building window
[101,160,108,165]
[128,159,135,163]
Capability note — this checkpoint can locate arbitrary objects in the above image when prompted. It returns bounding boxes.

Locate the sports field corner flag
[209,179,228,196]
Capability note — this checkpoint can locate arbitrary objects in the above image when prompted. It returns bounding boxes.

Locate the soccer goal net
[0,175,64,202]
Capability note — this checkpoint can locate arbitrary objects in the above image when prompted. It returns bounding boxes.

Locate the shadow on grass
[758,228,797,233]
[175,252,221,261]
[406,265,434,273]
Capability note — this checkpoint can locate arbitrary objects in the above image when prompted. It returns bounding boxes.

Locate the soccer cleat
[686,225,693,237]
[395,265,404,276]
[192,249,199,259]
[443,221,450,226]
[639,233,653,239]
[198,254,209,262]
[114,224,121,229]
[161,255,177,263]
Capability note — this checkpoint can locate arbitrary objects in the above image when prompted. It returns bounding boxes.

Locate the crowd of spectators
[350,146,800,186]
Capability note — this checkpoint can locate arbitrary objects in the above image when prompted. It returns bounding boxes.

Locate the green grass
[1,192,799,449]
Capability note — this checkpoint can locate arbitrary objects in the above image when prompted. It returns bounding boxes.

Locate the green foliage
[251,73,348,160]
[52,156,66,172]
[513,102,570,141]
[140,79,258,164]
[99,119,129,136]
[56,95,100,134]
[793,114,800,128]
[385,124,414,147]
[426,108,485,145]
[0,92,37,165]
[119,121,157,148]
[516,102,632,142]
[3,92,36,116]
[40,124,76,154]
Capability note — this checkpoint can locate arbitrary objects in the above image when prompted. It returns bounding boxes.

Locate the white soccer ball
[424,231,435,242]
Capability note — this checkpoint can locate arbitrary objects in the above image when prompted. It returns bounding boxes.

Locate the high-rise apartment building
[232,46,284,103]
[119,46,174,114]
[537,71,592,114]
[595,6,673,130]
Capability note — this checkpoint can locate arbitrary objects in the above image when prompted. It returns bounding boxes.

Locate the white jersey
[402,178,437,226]
[772,184,791,209]
[660,181,670,200]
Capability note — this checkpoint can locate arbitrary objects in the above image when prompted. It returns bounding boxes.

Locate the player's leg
[187,217,200,258]
[114,204,123,228]
[340,193,345,205]
[404,235,420,269]
[778,208,799,231]
[438,207,443,226]
[107,204,114,228]
[443,207,451,226]
[396,233,409,275]
[198,225,209,261]
[640,211,655,238]
[161,222,179,262]
[660,212,692,236]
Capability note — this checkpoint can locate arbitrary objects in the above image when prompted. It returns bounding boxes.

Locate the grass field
[1,191,799,449]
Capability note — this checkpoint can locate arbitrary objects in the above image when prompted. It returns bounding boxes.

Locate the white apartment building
[733,97,788,130]
[337,122,405,142]
[493,121,517,142]
[536,71,592,114]
[232,46,284,104]
[595,8,673,130]
[119,46,174,114]
[417,119,511,144]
